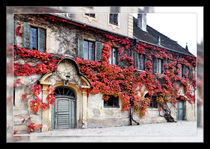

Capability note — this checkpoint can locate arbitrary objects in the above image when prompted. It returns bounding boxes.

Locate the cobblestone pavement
[13,121,203,142]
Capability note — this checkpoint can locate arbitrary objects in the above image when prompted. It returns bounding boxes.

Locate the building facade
[11,7,196,134]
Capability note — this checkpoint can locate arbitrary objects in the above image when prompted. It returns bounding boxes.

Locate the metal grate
[54,86,76,98]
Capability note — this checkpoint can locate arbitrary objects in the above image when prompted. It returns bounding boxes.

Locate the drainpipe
[128,40,140,126]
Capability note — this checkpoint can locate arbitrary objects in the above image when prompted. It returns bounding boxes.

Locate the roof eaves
[133,36,195,57]
[47,13,134,41]
[46,14,196,58]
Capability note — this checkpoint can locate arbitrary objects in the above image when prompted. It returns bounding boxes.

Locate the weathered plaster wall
[13,75,42,133]
[51,7,138,38]
[87,92,170,128]
[185,101,196,121]
[87,93,129,128]
[13,14,196,132]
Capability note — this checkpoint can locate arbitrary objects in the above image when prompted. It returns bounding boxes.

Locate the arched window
[54,86,76,98]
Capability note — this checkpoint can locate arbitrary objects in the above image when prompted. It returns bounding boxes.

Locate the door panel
[54,98,76,129]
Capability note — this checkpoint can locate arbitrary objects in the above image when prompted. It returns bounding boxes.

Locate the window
[140,54,145,70]
[104,95,119,108]
[133,51,138,68]
[109,14,118,26]
[109,7,120,26]
[157,59,162,74]
[153,58,163,74]
[83,40,95,60]
[85,13,95,18]
[149,96,158,108]
[134,52,145,71]
[30,27,38,50]
[109,47,118,65]
[162,59,167,74]
[183,65,189,77]
[178,64,183,77]
[152,57,158,73]
[78,38,102,61]
[27,25,46,52]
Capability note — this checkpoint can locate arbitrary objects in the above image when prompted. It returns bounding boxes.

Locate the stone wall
[13,75,43,133]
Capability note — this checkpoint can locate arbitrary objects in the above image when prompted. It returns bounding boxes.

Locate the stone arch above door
[39,57,91,131]
[39,57,91,88]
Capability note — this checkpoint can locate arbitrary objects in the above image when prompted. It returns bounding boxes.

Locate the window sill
[147,108,159,111]
[104,106,120,109]
[136,69,145,73]
[108,22,120,30]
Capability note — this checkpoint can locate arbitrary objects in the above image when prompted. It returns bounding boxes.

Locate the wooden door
[52,86,76,129]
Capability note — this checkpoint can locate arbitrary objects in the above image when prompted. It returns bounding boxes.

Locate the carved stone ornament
[40,58,92,88]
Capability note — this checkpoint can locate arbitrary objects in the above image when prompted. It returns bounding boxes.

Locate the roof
[43,14,195,57]
[133,17,195,57]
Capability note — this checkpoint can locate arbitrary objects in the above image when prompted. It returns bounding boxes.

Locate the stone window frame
[107,13,120,30]
[83,12,97,23]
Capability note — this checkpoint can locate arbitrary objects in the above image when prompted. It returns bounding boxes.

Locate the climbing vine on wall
[74,40,196,117]
[11,14,196,133]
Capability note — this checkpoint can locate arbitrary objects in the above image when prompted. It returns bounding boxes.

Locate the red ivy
[16,25,22,36]
[12,15,196,118]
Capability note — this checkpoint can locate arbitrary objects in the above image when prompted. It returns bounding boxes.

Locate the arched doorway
[52,86,76,129]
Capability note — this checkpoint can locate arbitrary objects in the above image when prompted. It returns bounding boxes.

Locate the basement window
[149,96,158,108]
[104,95,119,108]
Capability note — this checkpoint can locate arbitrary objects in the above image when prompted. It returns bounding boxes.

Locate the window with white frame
[109,7,120,26]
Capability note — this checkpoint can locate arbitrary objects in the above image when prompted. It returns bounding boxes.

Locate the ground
[12,121,203,142]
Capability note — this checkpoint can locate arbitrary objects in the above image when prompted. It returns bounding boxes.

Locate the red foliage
[12,16,196,118]
[27,123,42,133]
[16,25,22,36]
